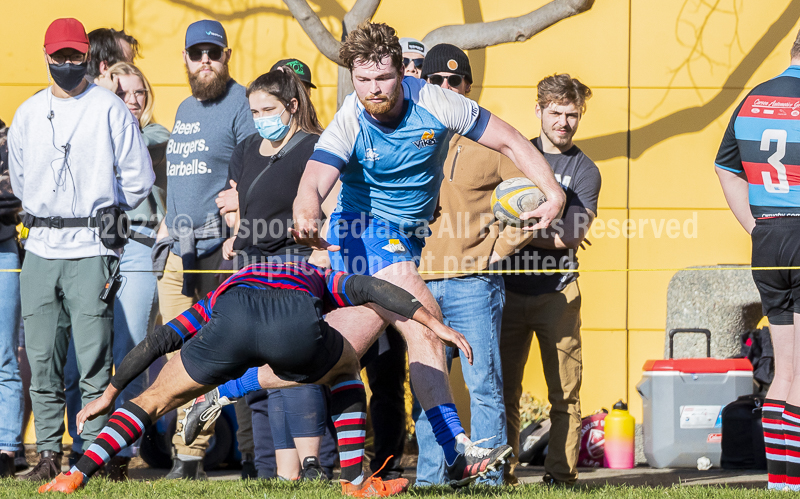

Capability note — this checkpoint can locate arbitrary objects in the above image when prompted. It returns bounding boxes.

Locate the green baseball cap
[271,58,316,89]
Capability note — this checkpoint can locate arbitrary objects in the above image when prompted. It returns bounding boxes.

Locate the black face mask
[48,62,88,91]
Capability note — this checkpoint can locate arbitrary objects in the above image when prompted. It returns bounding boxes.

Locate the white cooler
[636,329,754,468]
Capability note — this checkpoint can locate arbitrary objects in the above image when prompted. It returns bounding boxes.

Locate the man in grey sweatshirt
[7,17,153,481]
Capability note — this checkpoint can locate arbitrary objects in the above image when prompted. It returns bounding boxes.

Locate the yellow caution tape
[0,266,793,274]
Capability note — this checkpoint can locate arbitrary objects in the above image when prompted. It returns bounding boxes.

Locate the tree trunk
[338,66,355,107]
[285,0,595,107]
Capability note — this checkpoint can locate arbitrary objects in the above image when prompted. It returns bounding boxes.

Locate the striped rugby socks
[331,380,367,484]
[765,399,787,489]
[783,402,800,490]
[72,401,152,479]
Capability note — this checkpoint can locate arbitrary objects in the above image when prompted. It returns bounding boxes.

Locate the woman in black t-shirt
[216,68,331,481]
[220,68,324,268]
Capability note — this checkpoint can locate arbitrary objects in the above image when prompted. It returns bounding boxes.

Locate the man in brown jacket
[412,44,540,486]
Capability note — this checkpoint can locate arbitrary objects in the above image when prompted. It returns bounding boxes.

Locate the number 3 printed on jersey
[761,129,789,193]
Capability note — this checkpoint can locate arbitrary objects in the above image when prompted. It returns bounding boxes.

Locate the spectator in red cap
[7,17,154,481]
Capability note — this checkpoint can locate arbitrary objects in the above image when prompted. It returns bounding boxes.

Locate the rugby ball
[491,177,548,226]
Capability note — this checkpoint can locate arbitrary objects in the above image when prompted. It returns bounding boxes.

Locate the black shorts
[751,217,800,325]
[180,286,344,386]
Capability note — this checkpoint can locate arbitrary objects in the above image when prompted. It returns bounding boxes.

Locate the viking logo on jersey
[364,148,380,162]
[381,239,407,253]
[412,129,437,150]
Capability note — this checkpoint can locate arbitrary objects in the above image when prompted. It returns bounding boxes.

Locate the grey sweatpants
[20,253,115,453]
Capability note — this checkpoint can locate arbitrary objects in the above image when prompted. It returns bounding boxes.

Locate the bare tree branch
[283,0,343,64]
[422,0,594,50]
[343,0,381,33]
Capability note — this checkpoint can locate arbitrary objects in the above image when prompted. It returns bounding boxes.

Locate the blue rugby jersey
[165,261,357,341]
[716,66,800,218]
[310,76,491,230]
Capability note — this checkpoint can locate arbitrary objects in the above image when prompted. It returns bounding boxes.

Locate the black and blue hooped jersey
[716,66,800,218]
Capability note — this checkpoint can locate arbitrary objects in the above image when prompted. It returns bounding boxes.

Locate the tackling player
[37,261,470,496]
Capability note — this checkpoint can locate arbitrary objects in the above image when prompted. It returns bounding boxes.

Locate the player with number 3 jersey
[715,31,800,492]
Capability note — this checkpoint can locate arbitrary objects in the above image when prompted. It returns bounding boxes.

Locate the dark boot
[17,451,62,481]
[299,456,328,481]
[0,453,16,478]
[14,449,28,472]
[240,453,257,480]
[164,458,207,480]
[106,456,131,482]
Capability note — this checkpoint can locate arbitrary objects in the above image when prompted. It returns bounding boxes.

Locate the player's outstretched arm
[292,160,342,251]
[477,114,566,230]
[716,166,755,234]
[340,274,473,364]
[410,305,473,365]
[75,323,185,433]
[75,384,120,434]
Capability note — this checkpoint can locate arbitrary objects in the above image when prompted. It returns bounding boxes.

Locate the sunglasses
[49,53,87,66]
[187,47,225,62]
[403,57,424,69]
[116,89,148,100]
[427,74,463,88]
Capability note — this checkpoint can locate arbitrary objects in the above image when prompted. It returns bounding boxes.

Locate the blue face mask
[254,108,291,141]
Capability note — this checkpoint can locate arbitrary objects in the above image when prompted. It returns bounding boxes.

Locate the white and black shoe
[180,388,233,446]
[446,439,512,488]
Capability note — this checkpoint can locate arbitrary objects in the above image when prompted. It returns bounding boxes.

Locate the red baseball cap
[44,18,89,55]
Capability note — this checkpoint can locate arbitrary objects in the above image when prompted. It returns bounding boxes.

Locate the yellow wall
[2,0,797,438]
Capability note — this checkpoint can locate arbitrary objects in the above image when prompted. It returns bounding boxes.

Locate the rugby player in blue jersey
[716,31,800,491]
[287,22,566,486]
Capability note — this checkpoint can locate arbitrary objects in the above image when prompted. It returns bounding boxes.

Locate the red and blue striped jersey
[165,261,358,341]
[716,66,800,218]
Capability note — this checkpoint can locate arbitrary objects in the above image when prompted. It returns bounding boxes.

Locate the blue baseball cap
[185,20,227,49]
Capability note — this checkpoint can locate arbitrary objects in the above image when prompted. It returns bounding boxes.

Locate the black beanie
[421,43,472,83]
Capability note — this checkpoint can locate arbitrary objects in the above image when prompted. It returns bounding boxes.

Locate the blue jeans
[266,386,327,449]
[66,228,158,455]
[0,238,22,452]
[413,275,507,485]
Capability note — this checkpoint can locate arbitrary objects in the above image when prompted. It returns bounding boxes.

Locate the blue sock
[425,404,465,465]
[217,367,261,400]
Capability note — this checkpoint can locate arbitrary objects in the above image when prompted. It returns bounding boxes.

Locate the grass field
[0,479,780,499]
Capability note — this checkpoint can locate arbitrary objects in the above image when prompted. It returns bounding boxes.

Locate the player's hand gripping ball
[491,177,549,227]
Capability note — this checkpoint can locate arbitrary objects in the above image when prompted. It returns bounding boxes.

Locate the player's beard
[186,63,230,101]
[360,77,402,116]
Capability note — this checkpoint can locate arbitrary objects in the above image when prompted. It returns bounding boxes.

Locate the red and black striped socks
[331,380,367,484]
[72,401,152,479]
[774,400,795,490]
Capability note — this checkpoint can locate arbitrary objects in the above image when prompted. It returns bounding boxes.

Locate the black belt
[28,216,97,229]
[27,216,157,248]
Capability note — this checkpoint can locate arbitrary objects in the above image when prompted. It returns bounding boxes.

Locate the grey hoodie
[8,84,154,259]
